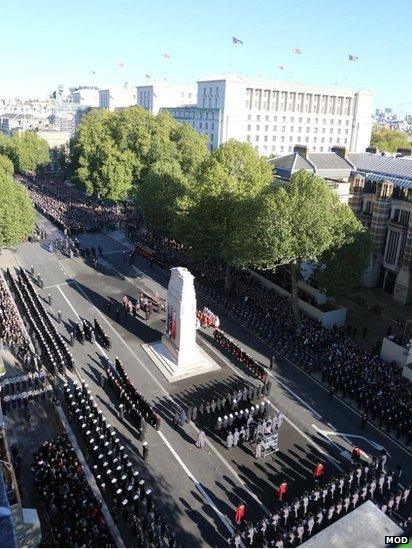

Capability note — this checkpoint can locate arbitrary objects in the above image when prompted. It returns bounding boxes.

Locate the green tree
[314,205,372,296]
[0,169,35,247]
[371,125,411,153]
[176,140,273,289]
[71,109,138,200]
[0,154,14,177]
[9,132,50,173]
[0,133,13,160]
[171,122,209,178]
[135,159,189,235]
[250,171,351,332]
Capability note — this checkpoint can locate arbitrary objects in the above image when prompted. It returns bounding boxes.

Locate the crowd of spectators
[129,226,412,445]
[22,176,126,234]
[32,435,114,547]
[0,272,30,355]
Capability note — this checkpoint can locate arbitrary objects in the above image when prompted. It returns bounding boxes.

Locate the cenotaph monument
[143,267,220,382]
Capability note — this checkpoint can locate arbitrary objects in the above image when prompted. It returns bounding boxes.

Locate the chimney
[331,146,347,159]
[293,144,308,158]
[396,147,412,157]
[366,146,377,154]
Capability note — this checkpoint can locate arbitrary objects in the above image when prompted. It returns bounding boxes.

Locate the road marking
[158,431,234,541]
[57,285,109,360]
[59,271,236,541]
[267,371,323,420]
[41,282,69,290]
[55,404,125,547]
[311,424,389,454]
[56,268,270,519]
[202,337,343,471]
[218,311,412,458]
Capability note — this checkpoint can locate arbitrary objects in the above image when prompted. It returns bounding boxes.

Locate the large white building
[136,82,196,115]
[70,87,100,108]
[99,86,137,111]
[163,74,374,153]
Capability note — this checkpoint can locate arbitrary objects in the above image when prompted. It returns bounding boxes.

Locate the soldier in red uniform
[278,481,288,501]
[234,503,246,524]
[313,462,325,482]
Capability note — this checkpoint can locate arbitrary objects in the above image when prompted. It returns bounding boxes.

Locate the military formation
[64,381,177,547]
[6,267,74,375]
[229,453,411,547]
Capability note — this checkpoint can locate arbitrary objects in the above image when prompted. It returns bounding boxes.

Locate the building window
[274,126,277,131]
[256,125,260,131]
[255,135,259,142]
[306,117,310,123]
[247,124,251,131]
[281,126,285,132]
[306,127,310,133]
[305,137,309,143]
[264,135,268,142]
[211,123,214,130]
[281,136,285,142]
[274,116,278,122]
[265,115,269,121]
[265,125,269,131]
[290,126,294,132]
[205,123,208,129]
[247,135,251,142]
[248,114,252,121]
[385,230,400,265]
[320,147,324,152]
[289,136,293,142]
[272,135,276,141]
[330,128,333,133]
[256,115,261,121]
[290,116,294,122]
[298,127,302,133]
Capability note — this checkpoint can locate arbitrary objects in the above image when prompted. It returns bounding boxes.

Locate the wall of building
[166,76,374,157]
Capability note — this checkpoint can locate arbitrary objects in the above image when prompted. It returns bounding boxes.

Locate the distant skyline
[1,0,412,113]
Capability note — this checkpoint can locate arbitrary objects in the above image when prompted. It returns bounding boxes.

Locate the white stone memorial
[143,267,220,382]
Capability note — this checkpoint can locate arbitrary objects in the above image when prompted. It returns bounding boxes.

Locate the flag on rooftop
[277,65,285,71]
[145,74,151,79]
[91,71,96,75]
[162,52,171,59]
[348,54,359,61]
[117,62,125,68]
[232,36,243,45]
[291,48,302,54]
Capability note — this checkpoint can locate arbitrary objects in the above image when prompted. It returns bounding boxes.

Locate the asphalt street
[9,212,412,547]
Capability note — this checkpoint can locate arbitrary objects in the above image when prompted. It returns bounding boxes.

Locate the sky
[1,0,411,113]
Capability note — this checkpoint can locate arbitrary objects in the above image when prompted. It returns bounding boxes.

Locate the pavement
[4,211,412,547]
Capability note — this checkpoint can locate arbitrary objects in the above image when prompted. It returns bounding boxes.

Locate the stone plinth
[143,267,220,382]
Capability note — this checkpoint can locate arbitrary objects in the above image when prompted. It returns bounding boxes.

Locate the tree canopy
[70,107,209,203]
[371,125,411,154]
[249,171,370,330]
[176,139,274,287]
[0,132,49,174]
[0,154,14,177]
[0,169,35,247]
